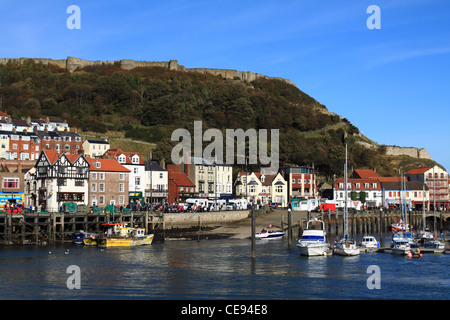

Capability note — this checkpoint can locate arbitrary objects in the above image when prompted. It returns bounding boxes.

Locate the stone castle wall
[385,146,432,160]
[0,56,294,86]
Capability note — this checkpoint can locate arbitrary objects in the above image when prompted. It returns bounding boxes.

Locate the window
[3,178,19,189]
[119,195,124,205]
[23,144,29,150]
[365,183,369,189]
[99,183,105,192]
[372,183,377,189]
[275,185,283,193]
[119,173,125,180]
[94,161,101,168]
[159,173,163,179]
[64,145,70,150]
[92,173,97,180]
[75,180,84,187]
[134,168,138,174]
[119,183,124,192]
[135,177,141,186]
[355,183,360,189]
[99,173,105,180]
[12,143,17,149]
[35,145,39,151]
[57,179,67,186]
[339,183,343,189]
[91,183,97,192]
[99,196,105,205]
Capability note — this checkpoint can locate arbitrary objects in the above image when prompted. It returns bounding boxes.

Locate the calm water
[0,235,449,300]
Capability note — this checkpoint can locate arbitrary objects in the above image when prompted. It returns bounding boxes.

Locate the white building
[144,160,168,205]
[177,156,233,200]
[105,149,145,205]
[380,181,429,210]
[82,139,110,158]
[234,171,288,207]
[34,150,90,212]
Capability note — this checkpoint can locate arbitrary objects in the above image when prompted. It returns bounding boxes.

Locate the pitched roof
[43,149,60,165]
[105,149,144,165]
[380,181,429,191]
[87,158,130,172]
[144,160,166,172]
[406,167,432,175]
[170,171,195,187]
[351,169,379,179]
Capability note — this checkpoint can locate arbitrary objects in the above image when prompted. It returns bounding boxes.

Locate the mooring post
[288,209,292,247]
[251,205,256,259]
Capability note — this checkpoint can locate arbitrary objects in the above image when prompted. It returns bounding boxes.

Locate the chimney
[184,152,190,175]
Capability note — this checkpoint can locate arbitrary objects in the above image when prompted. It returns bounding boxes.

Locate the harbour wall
[163,210,250,228]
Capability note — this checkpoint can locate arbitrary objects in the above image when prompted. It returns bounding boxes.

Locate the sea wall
[0,57,294,86]
[163,210,250,228]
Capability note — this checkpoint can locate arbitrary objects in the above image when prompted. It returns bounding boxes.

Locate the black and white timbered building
[34,149,90,212]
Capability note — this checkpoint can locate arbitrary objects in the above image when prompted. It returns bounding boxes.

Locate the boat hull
[297,243,329,256]
[392,247,410,255]
[99,234,154,247]
[334,247,360,256]
[255,232,285,240]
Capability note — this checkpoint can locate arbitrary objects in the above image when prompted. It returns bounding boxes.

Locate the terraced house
[87,158,130,207]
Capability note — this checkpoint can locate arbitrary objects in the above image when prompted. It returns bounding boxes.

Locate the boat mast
[422,183,425,229]
[344,135,348,238]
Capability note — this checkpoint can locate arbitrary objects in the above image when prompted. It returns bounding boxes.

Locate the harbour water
[0,234,448,300]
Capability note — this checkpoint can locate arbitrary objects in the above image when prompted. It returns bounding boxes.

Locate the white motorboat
[255,225,285,240]
[297,218,329,256]
[392,238,411,255]
[334,236,360,256]
[360,235,379,250]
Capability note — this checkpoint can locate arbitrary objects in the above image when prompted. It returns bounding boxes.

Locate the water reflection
[0,238,448,299]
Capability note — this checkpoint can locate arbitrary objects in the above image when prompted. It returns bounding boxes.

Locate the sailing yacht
[333,135,360,256]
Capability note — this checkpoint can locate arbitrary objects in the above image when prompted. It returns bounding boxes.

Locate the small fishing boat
[83,222,154,247]
[391,220,410,232]
[255,224,285,240]
[360,235,379,250]
[297,218,329,256]
[73,230,97,245]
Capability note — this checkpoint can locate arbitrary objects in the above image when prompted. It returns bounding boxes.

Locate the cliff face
[0,56,296,86]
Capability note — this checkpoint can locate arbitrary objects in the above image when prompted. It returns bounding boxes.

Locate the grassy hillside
[0,59,439,177]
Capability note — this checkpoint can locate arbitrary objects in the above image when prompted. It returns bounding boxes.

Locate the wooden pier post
[288,209,292,247]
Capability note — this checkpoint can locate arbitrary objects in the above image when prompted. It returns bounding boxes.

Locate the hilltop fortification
[0,56,296,86]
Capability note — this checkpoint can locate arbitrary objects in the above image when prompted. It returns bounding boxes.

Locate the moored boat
[360,235,379,250]
[255,224,285,240]
[73,230,97,245]
[296,218,329,256]
[334,236,360,256]
[392,237,411,255]
[391,220,410,232]
[83,222,154,247]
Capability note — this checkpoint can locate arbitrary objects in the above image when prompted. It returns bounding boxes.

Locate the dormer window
[131,155,139,164]
[94,161,101,168]
[117,155,126,163]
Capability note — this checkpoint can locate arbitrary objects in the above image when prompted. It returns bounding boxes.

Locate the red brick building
[167,164,196,204]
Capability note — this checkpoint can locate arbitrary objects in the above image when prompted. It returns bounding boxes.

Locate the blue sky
[1,0,449,170]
